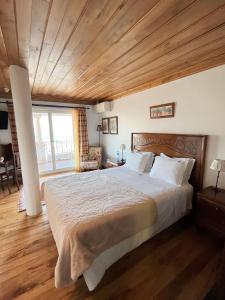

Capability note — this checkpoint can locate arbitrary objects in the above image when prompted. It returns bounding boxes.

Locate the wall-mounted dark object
[0,111,8,129]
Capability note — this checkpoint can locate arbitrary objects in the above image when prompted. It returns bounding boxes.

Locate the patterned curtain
[78,108,89,162]
[7,103,19,153]
[72,108,89,171]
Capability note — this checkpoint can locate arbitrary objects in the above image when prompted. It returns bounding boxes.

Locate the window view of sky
[33,113,73,142]
[52,115,73,141]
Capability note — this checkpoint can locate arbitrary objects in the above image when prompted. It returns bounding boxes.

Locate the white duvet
[43,166,193,290]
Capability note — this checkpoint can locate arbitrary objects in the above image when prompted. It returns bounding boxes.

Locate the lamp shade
[120,144,126,150]
[96,125,102,132]
[210,159,225,172]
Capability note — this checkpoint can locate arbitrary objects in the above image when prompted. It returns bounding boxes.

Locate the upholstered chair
[80,146,103,171]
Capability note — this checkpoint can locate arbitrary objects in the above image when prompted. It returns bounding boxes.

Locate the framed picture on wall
[102,118,109,134]
[109,116,118,134]
[150,102,175,119]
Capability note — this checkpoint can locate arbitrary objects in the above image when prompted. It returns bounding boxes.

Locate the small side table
[196,186,225,239]
[196,187,225,300]
[102,159,125,169]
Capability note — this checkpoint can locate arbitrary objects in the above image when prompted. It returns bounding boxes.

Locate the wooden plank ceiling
[0,0,225,104]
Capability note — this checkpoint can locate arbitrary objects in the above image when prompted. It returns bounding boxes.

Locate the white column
[9,65,41,216]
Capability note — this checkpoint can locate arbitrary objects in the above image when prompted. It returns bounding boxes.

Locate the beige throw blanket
[42,171,157,288]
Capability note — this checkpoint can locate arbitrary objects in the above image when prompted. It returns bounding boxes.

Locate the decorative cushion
[80,161,98,170]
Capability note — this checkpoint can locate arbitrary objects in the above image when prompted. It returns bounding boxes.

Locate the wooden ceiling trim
[69,0,225,99]
[34,0,88,96]
[0,91,93,105]
[105,51,225,101]
[64,0,197,97]
[31,94,93,104]
[44,0,161,96]
[15,0,32,68]
[28,0,52,88]
[79,22,225,99]
[96,43,225,100]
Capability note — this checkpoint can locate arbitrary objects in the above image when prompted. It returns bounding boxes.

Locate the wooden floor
[0,192,222,300]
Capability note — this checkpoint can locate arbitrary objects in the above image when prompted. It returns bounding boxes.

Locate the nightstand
[102,159,125,169]
[196,186,225,239]
[197,187,225,300]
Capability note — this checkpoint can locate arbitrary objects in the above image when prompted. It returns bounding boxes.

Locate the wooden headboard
[131,133,207,192]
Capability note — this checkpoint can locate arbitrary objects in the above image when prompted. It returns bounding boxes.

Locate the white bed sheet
[83,166,193,290]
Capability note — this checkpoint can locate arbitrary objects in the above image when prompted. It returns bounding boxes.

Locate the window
[32,107,75,174]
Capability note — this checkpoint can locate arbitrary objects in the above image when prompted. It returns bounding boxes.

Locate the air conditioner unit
[93,101,111,113]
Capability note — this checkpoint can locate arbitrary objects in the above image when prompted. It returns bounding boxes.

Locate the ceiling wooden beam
[0,92,95,105]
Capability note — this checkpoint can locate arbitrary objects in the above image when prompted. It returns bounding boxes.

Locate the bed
[42,133,207,291]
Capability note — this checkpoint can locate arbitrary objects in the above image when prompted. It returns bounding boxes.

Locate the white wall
[86,107,101,146]
[102,64,225,188]
[0,103,12,144]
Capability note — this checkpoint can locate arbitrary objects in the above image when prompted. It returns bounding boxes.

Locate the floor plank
[0,192,222,300]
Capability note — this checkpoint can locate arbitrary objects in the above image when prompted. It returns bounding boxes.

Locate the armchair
[80,146,102,171]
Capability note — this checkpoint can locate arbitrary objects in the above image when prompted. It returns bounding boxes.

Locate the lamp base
[215,171,220,192]
[211,186,218,193]
[210,186,223,196]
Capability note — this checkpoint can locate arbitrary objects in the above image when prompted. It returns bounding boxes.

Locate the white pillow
[125,152,149,173]
[134,151,155,172]
[160,153,195,184]
[149,156,187,186]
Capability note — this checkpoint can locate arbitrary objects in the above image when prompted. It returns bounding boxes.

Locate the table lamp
[120,144,126,163]
[210,159,225,191]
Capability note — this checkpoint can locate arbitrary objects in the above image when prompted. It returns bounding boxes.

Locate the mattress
[43,166,193,290]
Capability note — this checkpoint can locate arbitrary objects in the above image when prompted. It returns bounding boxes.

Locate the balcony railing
[36,140,74,163]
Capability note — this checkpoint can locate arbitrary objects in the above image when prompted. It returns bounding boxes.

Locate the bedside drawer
[196,197,225,238]
[198,197,225,222]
